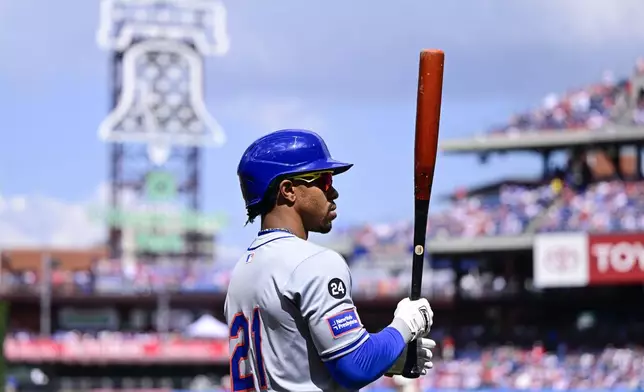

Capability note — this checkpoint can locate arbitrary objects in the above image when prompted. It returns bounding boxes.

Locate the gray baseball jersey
[224,230,368,392]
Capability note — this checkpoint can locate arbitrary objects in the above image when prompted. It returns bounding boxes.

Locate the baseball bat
[402,49,444,378]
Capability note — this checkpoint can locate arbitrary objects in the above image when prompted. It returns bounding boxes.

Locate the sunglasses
[290,170,334,192]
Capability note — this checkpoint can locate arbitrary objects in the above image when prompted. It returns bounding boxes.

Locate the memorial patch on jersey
[326,308,361,338]
[327,277,347,299]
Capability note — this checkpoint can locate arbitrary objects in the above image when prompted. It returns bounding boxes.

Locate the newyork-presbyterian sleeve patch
[326,308,361,339]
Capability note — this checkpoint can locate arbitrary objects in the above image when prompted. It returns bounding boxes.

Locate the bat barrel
[414,49,444,202]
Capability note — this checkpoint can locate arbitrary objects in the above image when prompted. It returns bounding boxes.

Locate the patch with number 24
[327,278,347,299]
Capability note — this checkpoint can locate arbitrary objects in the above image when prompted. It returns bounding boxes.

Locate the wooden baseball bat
[402,49,444,378]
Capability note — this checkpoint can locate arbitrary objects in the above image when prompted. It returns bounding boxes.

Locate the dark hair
[245,184,278,225]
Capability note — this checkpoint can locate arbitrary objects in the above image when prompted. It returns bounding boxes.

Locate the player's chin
[312,211,336,234]
[316,219,334,234]
[316,226,332,235]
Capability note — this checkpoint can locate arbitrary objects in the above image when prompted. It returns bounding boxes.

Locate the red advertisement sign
[588,232,644,285]
[534,232,644,288]
[4,337,228,364]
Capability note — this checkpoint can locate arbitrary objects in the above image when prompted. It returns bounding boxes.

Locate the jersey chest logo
[245,252,255,263]
[326,308,361,338]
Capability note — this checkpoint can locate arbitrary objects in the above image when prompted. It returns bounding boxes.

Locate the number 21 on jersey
[229,307,268,391]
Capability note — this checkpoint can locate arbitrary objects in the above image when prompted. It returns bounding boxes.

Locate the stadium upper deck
[328,63,644,258]
[439,60,644,153]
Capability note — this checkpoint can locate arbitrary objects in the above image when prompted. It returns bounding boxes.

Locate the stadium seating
[485,66,644,135]
[427,184,555,239]
[364,345,644,391]
[326,183,556,261]
[538,180,644,233]
[5,331,642,391]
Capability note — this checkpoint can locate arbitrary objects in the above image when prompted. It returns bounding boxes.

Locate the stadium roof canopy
[440,124,644,155]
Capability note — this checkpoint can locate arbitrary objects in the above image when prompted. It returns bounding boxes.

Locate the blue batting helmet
[237,129,353,209]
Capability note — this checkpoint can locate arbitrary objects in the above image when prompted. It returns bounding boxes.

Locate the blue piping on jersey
[247,236,294,251]
[324,326,406,390]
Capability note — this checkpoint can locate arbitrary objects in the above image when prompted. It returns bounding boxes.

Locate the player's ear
[277,179,297,204]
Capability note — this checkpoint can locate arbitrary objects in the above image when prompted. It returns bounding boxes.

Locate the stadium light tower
[96,0,229,264]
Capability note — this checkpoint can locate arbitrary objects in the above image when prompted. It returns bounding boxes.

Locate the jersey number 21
[229,307,268,391]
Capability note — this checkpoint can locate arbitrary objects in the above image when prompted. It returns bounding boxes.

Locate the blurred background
[1,0,644,391]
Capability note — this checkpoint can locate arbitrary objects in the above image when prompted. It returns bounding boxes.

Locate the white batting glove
[393,298,433,341]
[385,338,436,376]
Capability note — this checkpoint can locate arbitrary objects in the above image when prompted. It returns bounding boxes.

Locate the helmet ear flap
[245,181,280,225]
[238,175,254,204]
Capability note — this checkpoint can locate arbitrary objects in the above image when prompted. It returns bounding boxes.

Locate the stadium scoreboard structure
[94,0,230,262]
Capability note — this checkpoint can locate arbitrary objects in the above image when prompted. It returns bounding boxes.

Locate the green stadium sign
[88,170,227,253]
[87,206,228,253]
[91,207,227,232]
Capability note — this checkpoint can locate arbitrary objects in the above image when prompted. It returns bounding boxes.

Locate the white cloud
[535,0,644,44]
[0,182,169,249]
[0,192,105,249]
[0,186,248,264]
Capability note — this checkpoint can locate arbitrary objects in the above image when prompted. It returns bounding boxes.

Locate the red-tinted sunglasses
[290,170,334,192]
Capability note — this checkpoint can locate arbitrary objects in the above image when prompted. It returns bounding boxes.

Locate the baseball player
[225,129,436,391]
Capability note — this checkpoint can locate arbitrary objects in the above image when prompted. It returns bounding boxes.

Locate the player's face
[292,172,338,234]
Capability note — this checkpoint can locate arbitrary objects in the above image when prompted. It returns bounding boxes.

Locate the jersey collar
[248,230,295,251]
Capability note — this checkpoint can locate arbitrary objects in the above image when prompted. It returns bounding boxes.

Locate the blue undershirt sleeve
[324,326,407,390]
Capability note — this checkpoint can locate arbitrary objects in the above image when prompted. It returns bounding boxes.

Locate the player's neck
[261,215,308,240]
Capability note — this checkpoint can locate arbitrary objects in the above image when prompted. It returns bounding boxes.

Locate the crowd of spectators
[488,77,622,135]
[91,258,234,294]
[6,371,230,392]
[7,345,642,391]
[1,256,520,302]
[0,258,233,296]
[486,58,644,135]
[332,178,644,260]
[538,180,644,233]
[365,345,644,391]
[331,183,555,261]
[427,184,555,239]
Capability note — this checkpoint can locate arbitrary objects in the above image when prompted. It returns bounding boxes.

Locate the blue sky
[1,0,644,253]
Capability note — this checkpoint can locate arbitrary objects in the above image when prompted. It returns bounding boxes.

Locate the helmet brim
[297,158,354,176]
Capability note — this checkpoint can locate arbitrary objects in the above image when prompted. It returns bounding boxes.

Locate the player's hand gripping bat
[401,49,445,379]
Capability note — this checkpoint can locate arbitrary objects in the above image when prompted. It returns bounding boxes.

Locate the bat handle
[402,198,430,378]
[401,285,423,379]
[402,339,423,379]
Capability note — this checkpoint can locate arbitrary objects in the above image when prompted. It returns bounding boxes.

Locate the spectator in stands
[539,180,644,233]
[426,184,555,239]
[485,61,644,134]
